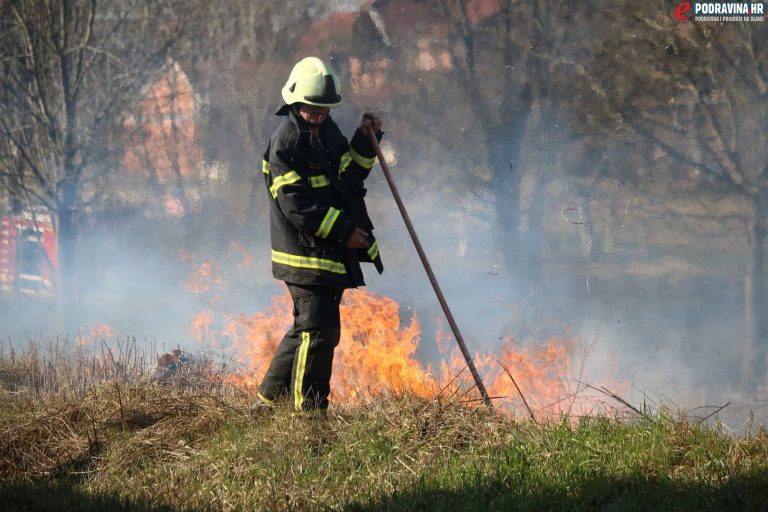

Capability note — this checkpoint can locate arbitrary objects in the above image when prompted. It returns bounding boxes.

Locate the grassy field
[1,344,768,511]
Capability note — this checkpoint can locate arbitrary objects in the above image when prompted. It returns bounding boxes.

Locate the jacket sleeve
[338,127,382,186]
[268,146,355,244]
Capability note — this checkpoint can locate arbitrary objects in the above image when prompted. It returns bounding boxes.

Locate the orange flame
[334,291,434,400]
[187,287,622,419]
[183,261,222,294]
[89,323,118,339]
[76,323,119,347]
[228,241,253,269]
[189,308,215,343]
[179,245,624,419]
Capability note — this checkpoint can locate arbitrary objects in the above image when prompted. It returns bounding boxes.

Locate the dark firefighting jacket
[263,106,384,288]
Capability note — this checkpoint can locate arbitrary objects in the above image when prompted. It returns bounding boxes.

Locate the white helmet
[281,57,342,108]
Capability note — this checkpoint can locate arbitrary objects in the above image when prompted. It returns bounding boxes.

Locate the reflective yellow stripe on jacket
[269,170,301,198]
[309,175,330,188]
[367,241,379,260]
[339,152,353,176]
[350,147,375,169]
[315,207,341,239]
[271,250,346,274]
[262,160,271,175]
[339,147,376,175]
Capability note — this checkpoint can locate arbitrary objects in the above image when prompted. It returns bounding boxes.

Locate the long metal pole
[368,131,492,408]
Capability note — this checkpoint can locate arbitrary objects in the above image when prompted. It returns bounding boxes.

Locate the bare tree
[574,2,768,387]
[0,0,193,324]
[176,0,347,223]
[434,0,599,298]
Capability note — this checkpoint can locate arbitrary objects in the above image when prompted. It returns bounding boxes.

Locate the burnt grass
[1,378,767,512]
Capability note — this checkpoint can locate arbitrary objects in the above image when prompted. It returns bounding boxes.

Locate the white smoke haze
[1,1,766,430]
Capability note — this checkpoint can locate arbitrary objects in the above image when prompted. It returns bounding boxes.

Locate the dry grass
[1,383,240,479]
[1,341,768,511]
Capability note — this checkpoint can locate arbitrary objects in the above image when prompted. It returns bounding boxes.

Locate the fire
[215,290,433,396]
[334,291,434,400]
[182,243,252,295]
[180,247,622,420]
[187,286,618,419]
[183,260,222,294]
[189,308,215,342]
[89,323,118,339]
[218,293,292,387]
[484,338,580,419]
[76,323,119,347]
[228,241,253,268]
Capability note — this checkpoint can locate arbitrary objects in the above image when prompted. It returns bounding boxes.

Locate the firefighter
[255,56,384,413]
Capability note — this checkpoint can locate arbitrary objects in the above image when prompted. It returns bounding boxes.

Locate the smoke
[1,0,765,429]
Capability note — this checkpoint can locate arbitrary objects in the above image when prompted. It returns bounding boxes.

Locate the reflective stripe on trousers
[257,283,343,410]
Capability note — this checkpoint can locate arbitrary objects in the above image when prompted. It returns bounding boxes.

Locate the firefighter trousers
[258,283,343,411]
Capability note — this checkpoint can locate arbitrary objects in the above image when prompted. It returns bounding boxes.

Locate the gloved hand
[359,112,383,137]
[345,226,370,249]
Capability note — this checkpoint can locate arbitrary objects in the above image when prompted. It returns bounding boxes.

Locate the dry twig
[498,359,537,424]
[587,384,650,420]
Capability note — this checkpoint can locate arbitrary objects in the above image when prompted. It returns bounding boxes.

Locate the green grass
[1,382,767,511]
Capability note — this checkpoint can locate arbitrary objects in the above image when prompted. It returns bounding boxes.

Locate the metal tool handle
[367,130,492,408]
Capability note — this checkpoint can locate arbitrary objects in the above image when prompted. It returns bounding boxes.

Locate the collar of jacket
[276,104,339,140]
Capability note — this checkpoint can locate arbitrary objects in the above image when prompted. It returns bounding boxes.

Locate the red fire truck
[0,208,58,298]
